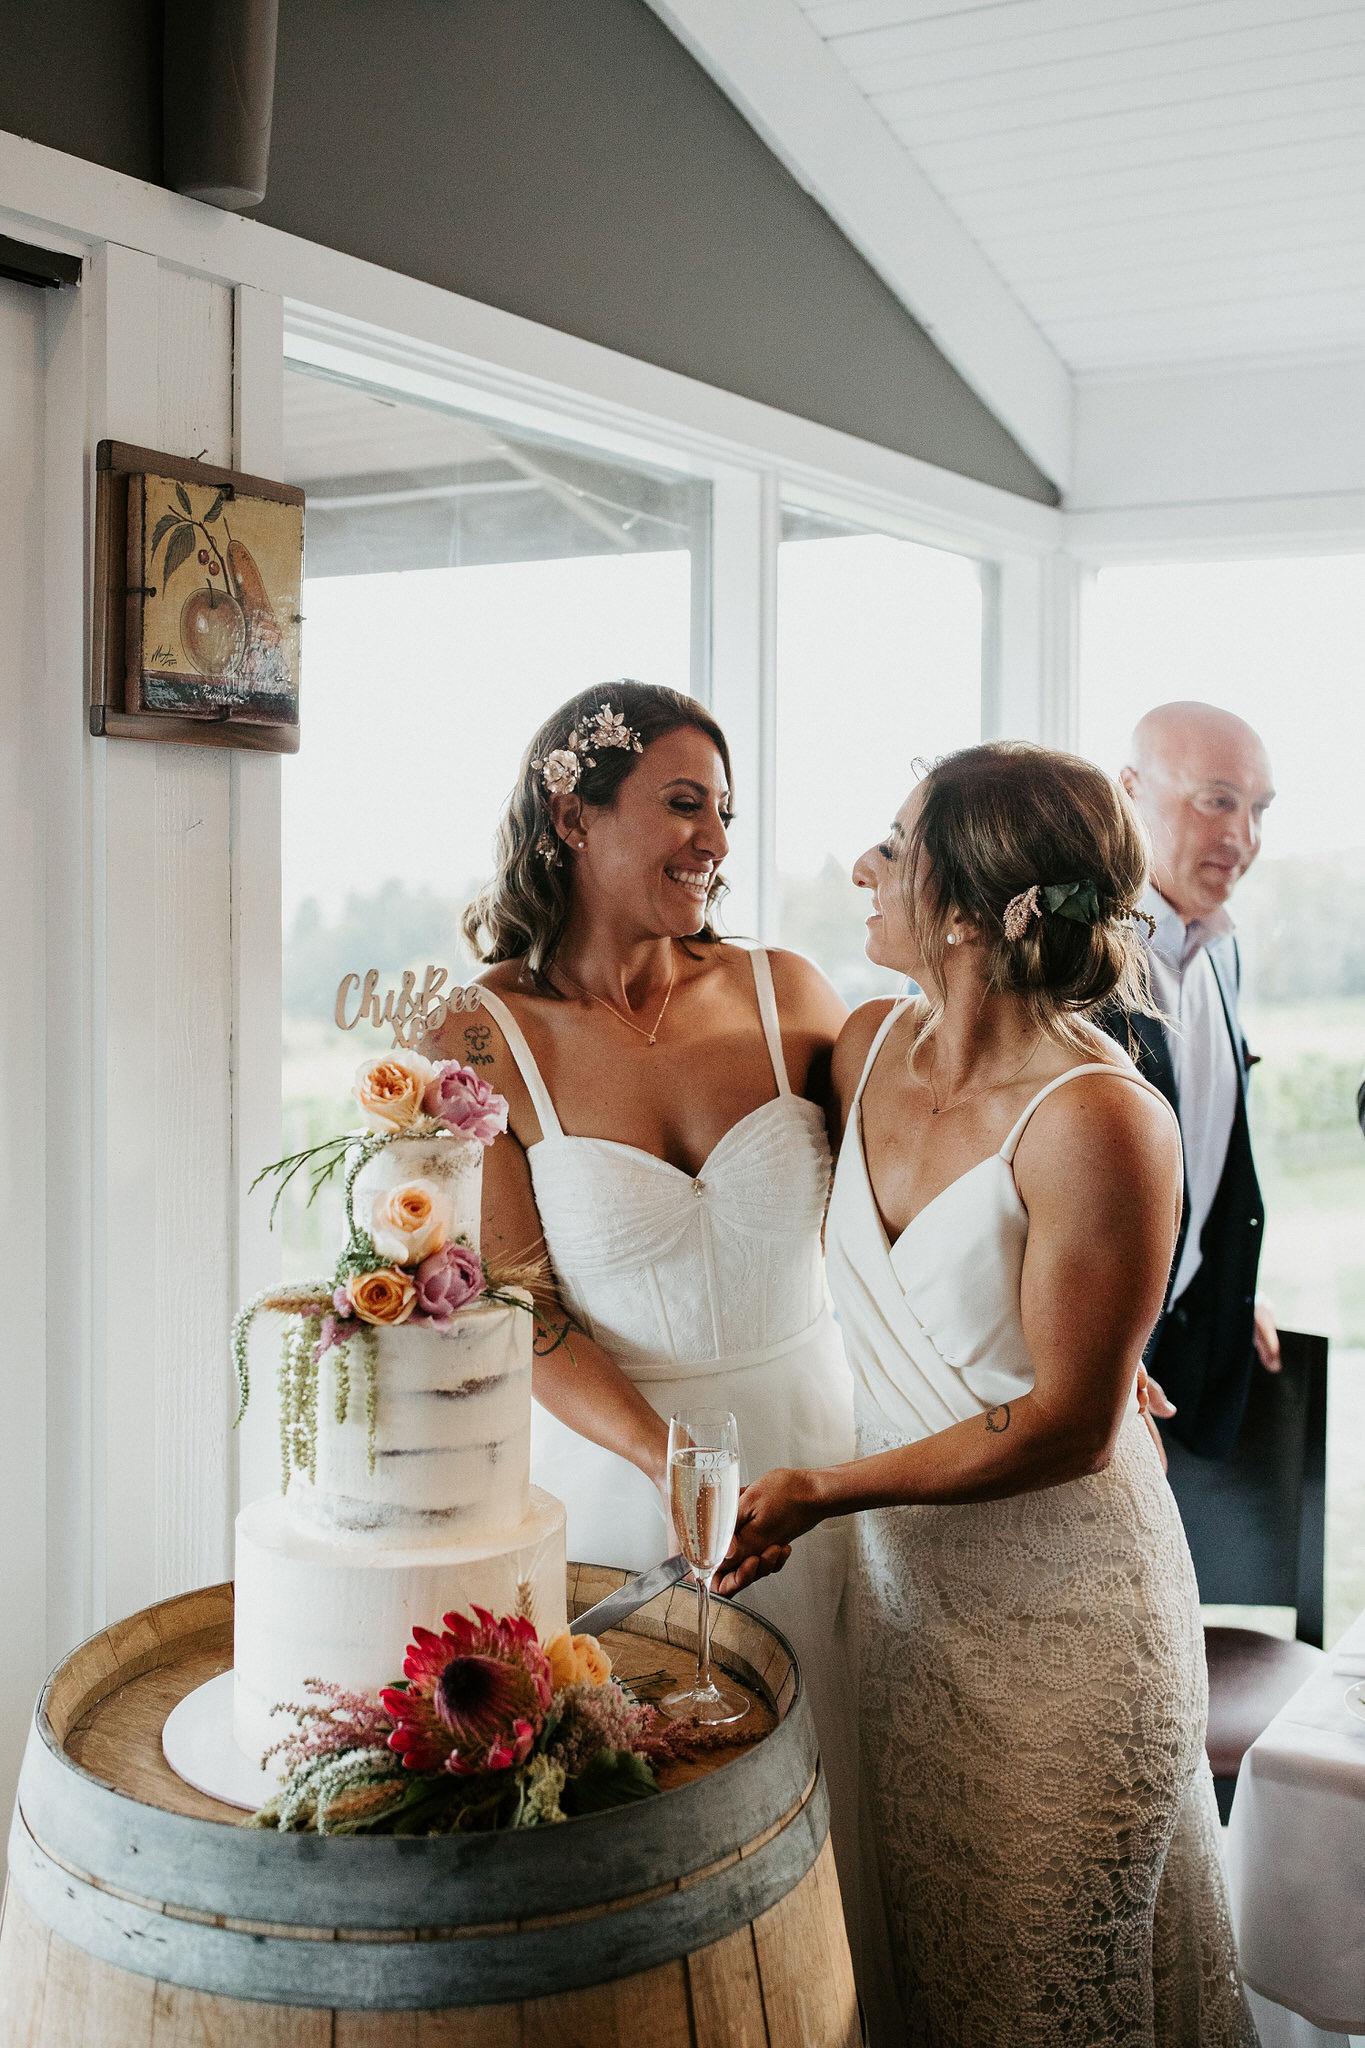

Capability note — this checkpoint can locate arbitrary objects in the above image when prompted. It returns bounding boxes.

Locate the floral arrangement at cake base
[245,1605,743,1836]
[231,1051,553,1486]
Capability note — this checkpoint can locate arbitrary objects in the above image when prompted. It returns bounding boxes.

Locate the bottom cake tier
[233,1486,568,1772]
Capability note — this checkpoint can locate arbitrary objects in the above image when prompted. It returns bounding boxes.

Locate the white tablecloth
[1226,1608,1365,2046]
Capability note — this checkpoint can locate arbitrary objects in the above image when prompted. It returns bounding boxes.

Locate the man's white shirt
[1139,883,1240,1307]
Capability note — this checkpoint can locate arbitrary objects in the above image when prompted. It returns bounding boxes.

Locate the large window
[776,507,984,1004]
[1081,554,1365,1641]
[278,362,709,1277]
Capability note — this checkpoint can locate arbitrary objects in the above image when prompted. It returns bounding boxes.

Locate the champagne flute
[660,1409,749,1725]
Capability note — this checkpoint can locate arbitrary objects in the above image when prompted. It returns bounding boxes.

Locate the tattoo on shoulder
[463,1022,494,1067]
[984,1404,1011,1434]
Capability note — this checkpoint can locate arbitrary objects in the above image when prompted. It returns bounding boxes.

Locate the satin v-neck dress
[826,1001,1258,2048]
[478,949,860,1918]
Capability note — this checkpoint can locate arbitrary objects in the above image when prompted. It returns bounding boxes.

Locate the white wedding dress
[825,1000,1259,2048]
[478,948,861,1932]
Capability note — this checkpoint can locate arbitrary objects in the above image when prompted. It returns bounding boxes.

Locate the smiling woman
[425,678,878,2012]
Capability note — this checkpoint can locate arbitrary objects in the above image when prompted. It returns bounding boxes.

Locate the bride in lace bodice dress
[729,743,1259,2047]
[436,683,866,1983]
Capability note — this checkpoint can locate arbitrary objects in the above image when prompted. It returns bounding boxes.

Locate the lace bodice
[479,949,832,1374]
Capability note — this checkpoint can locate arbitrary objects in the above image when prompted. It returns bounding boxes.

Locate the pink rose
[412,1242,484,1326]
[423,1062,508,1146]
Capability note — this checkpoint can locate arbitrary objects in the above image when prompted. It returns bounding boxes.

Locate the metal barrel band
[8,1774,830,2010]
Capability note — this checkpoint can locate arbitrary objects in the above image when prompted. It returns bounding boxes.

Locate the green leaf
[1043,879,1102,925]
[175,482,193,515]
[203,491,225,524]
[561,1747,658,1815]
[162,522,196,585]
[150,510,183,555]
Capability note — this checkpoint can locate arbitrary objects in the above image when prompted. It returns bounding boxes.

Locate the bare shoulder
[830,997,901,1108]
[425,962,541,1144]
[763,946,848,1037]
[1017,1062,1180,1208]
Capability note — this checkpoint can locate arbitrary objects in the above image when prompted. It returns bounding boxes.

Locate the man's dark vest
[1104,943,1264,1461]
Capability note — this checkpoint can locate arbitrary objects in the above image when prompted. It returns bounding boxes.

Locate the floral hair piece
[530,701,645,801]
[1003,878,1106,940]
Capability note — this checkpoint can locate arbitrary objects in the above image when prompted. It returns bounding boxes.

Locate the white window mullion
[708,467,777,942]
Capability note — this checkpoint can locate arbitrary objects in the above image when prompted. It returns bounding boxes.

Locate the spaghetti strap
[474,988,564,1140]
[850,997,913,1115]
[998,1061,1178,1164]
[748,948,791,1098]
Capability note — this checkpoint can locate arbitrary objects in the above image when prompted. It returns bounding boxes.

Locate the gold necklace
[556,951,677,1047]
[926,1031,1044,1116]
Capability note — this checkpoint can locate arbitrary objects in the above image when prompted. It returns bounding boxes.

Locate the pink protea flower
[380,1607,553,1774]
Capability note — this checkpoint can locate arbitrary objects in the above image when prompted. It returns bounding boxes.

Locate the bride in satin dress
[433,681,864,1956]
[729,743,1258,2047]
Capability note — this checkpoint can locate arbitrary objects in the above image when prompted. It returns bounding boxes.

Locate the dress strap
[998,1061,1179,1165]
[850,998,913,1114]
[748,948,791,1098]
[474,989,565,1140]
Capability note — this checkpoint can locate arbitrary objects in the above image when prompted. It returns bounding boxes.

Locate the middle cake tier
[290,1294,532,1546]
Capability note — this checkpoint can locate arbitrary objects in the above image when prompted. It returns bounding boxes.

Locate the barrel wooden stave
[1,1576,859,2046]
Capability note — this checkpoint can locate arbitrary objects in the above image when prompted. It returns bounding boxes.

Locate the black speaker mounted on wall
[163,0,280,212]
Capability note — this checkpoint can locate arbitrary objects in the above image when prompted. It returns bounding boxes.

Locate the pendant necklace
[927,1031,1044,1116]
[557,951,677,1047]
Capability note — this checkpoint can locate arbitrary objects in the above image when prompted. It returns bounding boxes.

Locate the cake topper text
[334,966,483,1050]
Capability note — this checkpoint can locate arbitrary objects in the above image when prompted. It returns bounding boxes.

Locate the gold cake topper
[334,966,482,1050]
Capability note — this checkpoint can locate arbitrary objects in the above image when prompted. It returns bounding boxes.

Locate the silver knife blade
[572,1553,692,1637]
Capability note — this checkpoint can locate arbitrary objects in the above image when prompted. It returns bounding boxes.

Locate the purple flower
[332,1286,355,1318]
[313,1314,350,1363]
[412,1242,484,1326]
[422,1062,509,1146]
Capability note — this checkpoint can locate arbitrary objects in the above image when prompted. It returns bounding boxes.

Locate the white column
[231,284,284,1514]
[984,549,1085,750]
[0,276,54,1822]
[708,467,778,939]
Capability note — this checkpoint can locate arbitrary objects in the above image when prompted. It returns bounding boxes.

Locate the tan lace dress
[826,1004,1259,2047]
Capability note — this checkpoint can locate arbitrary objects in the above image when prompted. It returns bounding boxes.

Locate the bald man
[1108,701,1278,1461]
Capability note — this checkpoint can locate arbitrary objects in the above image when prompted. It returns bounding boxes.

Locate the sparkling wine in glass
[660,1409,749,1725]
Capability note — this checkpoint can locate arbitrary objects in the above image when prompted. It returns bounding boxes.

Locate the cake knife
[572,1554,692,1636]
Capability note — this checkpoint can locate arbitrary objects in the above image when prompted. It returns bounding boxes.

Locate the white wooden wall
[0,247,285,1852]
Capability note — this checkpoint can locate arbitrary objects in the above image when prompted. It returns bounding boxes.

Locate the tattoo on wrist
[984,1404,1011,1434]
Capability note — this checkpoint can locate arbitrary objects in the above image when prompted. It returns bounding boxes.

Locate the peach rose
[354,1051,435,1133]
[347,1267,417,1326]
[367,1180,447,1266]
[546,1628,613,1690]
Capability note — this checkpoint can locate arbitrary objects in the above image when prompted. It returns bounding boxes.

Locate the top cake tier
[350,1133,483,1262]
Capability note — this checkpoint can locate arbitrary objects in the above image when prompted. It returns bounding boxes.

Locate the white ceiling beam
[642,0,1073,491]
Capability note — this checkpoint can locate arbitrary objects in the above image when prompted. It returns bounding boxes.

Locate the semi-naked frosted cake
[231,1057,567,1772]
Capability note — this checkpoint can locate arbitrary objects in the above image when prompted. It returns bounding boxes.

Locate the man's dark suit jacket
[1103,936,1264,1461]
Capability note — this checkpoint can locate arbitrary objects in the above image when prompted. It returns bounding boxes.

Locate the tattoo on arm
[533,1316,576,1359]
[984,1404,1011,1434]
[463,1023,493,1067]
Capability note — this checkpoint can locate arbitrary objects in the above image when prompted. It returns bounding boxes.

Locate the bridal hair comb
[1003,879,1156,942]
[531,701,645,799]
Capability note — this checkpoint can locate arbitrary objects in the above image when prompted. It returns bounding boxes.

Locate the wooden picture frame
[91,442,305,753]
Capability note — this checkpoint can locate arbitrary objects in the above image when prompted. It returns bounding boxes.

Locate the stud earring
[946,933,957,946]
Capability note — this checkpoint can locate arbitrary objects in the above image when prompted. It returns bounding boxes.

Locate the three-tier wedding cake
[230,1051,567,1773]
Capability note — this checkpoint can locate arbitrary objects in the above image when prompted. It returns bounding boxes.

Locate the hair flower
[532,747,581,797]
[1002,885,1042,941]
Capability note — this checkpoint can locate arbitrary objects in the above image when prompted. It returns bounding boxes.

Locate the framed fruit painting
[91,441,305,753]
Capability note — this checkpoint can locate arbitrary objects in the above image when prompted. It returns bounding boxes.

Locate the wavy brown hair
[463,681,732,988]
[898,741,1158,1048]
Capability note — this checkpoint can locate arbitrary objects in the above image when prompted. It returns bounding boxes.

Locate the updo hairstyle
[901,741,1156,1041]
[463,680,731,988]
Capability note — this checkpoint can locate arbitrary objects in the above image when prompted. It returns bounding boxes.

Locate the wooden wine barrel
[0,1567,858,2047]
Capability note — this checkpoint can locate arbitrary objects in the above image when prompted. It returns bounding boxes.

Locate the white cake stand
[161,1671,279,1811]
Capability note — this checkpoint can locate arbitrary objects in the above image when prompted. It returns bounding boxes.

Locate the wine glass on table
[660,1408,749,1725]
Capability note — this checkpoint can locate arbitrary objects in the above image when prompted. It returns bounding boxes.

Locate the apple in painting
[180,583,246,677]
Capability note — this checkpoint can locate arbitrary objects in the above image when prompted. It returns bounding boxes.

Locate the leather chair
[1160,1329,1329,1823]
